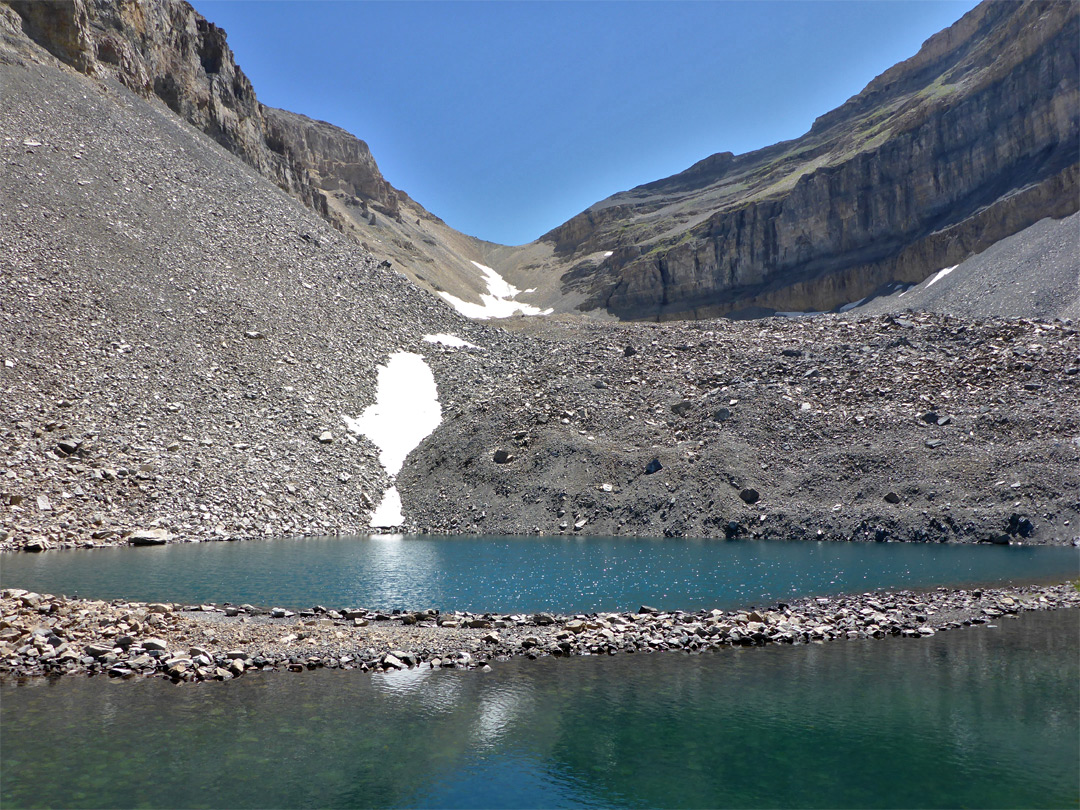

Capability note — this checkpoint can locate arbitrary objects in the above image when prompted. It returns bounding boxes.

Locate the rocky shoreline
[2,582,1077,683]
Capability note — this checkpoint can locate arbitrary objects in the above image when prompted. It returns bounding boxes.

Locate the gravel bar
[2,583,1077,683]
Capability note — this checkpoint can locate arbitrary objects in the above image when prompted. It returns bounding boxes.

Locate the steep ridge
[1,0,1078,553]
[2,0,509,309]
[0,4,496,546]
[7,0,1074,325]
[522,0,1078,321]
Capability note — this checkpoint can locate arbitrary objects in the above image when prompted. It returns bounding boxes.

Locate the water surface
[2,609,1076,809]
[1,536,1076,613]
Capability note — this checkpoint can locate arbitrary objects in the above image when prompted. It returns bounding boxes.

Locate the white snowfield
[343,352,442,528]
[438,261,553,319]
[924,264,958,288]
[838,297,867,313]
[423,333,479,349]
[367,486,403,529]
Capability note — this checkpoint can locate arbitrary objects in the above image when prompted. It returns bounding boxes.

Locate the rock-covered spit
[2,584,1077,682]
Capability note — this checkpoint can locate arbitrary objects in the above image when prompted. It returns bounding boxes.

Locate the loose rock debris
[2,584,1077,682]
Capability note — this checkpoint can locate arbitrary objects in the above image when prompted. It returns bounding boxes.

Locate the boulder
[128,529,169,546]
[739,488,760,504]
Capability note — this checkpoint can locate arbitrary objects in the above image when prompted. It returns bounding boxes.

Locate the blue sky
[190,1,979,246]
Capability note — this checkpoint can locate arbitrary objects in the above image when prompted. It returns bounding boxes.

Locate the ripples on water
[1,536,1077,614]
[2,610,1077,809]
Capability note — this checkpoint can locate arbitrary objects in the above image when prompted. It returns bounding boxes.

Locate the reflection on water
[471,682,532,753]
[1,536,1076,614]
[2,610,1076,809]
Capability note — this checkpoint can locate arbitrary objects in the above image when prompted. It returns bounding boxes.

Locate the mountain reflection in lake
[2,609,1076,809]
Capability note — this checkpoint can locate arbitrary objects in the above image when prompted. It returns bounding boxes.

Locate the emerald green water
[2,609,1077,809]
[1,536,1076,613]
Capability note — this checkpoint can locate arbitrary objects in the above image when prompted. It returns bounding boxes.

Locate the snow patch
[924,264,958,289]
[472,260,517,299]
[423,333,479,349]
[603,251,613,258]
[896,281,916,298]
[368,487,404,528]
[343,352,442,528]
[837,297,867,313]
[438,261,553,320]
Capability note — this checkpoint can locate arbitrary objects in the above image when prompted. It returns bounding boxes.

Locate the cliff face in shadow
[541,0,1078,320]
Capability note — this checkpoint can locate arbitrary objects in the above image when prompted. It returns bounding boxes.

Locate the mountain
[10,0,1075,324]
[0,0,492,544]
[1,0,1078,552]
[3,0,507,308]
[501,0,1078,320]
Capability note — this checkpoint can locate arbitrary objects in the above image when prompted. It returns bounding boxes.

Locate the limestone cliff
[1,0,498,305]
[3,0,411,215]
[538,0,1079,320]
[5,0,1076,323]
[263,107,401,221]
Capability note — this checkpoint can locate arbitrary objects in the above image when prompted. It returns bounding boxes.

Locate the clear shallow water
[1,536,1076,614]
[2,609,1076,809]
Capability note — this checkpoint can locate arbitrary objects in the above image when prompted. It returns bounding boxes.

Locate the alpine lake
[2,536,1078,809]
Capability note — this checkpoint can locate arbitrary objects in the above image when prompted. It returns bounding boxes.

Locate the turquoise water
[1,536,1076,613]
[2,608,1077,809]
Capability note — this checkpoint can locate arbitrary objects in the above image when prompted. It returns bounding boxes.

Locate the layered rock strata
[1,0,499,304]
[5,0,1076,322]
[542,0,1079,320]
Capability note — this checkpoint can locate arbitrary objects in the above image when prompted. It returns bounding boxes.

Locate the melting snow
[367,486,404,528]
[438,261,553,319]
[343,352,442,528]
[924,264,958,289]
[423,333,479,349]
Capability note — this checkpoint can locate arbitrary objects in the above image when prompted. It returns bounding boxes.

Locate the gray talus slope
[0,23,489,547]
[854,212,1080,321]
[400,312,1080,545]
[2,0,508,312]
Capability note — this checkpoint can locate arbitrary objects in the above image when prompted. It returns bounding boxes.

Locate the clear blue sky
[190,1,979,246]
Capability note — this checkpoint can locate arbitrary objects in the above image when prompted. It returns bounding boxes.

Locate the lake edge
[3,581,1078,684]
